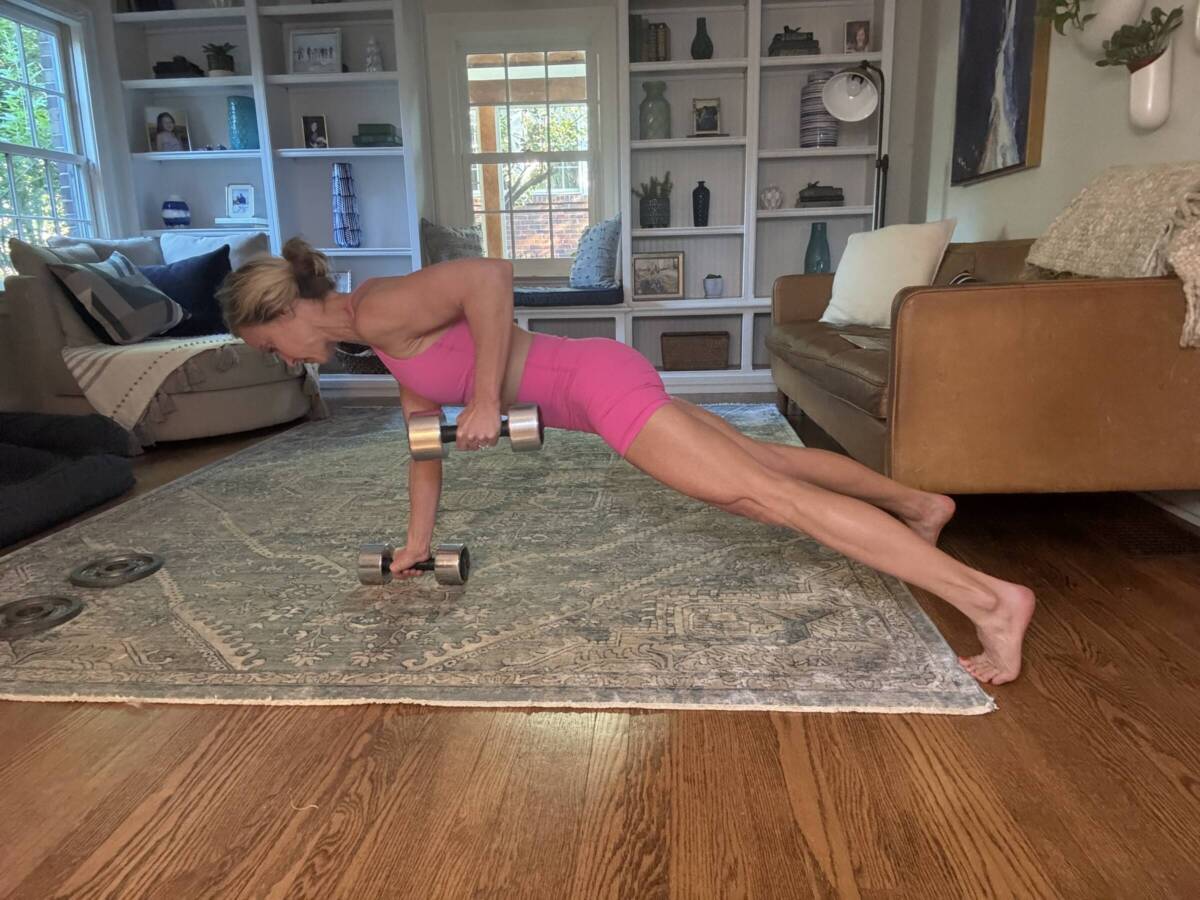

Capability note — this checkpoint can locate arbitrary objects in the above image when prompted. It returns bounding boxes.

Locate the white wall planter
[1194,3,1200,50]
[1073,0,1145,57]
[1129,41,1172,130]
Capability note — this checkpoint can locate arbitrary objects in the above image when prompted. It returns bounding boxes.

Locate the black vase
[691,17,714,60]
[692,180,710,227]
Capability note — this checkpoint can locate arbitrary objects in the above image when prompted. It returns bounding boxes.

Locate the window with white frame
[466,50,592,262]
[0,4,94,274]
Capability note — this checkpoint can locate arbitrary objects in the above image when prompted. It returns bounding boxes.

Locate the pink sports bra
[372,318,478,406]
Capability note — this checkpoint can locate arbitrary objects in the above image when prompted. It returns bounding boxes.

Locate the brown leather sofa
[767,239,1200,493]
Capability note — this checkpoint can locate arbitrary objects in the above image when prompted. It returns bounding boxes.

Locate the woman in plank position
[220,239,1035,685]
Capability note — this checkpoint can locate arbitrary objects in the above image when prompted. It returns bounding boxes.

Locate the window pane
[551,209,590,259]
[512,211,551,259]
[12,155,51,218]
[505,52,546,103]
[548,104,587,151]
[504,161,548,209]
[474,212,510,258]
[0,82,33,145]
[550,161,589,207]
[31,90,69,151]
[0,216,17,274]
[508,104,548,153]
[48,161,85,221]
[466,53,507,105]
[0,167,13,214]
[470,163,504,212]
[23,214,59,246]
[547,50,586,101]
[0,17,21,81]
[470,104,508,153]
[22,24,62,91]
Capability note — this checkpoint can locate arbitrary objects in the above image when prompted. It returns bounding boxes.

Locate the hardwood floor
[2,416,1199,899]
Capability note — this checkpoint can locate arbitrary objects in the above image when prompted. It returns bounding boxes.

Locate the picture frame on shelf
[145,108,190,153]
[301,115,330,149]
[632,252,685,300]
[225,184,254,219]
[332,270,352,293]
[692,98,721,136]
[845,20,871,53]
[289,28,342,75]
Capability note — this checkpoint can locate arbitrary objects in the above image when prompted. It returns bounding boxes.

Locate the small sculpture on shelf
[758,184,784,210]
[365,36,383,73]
[767,26,821,57]
[633,172,673,228]
[796,182,845,208]
[153,55,204,79]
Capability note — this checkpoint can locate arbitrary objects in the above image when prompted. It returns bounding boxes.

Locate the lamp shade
[821,70,879,122]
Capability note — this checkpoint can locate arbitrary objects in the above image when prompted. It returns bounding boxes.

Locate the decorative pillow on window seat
[47,252,186,345]
[569,214,620,288]
[421,219,484,264]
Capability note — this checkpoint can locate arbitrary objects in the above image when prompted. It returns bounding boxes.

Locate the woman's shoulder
[352,275,419,345]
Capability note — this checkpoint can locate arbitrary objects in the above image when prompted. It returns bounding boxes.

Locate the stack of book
[629,15,671,63]
[352,123,401,147]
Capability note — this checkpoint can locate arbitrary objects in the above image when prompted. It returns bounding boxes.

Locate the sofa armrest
[3,275,80,405]
[886,277,1200,492]
[772,273,834,325]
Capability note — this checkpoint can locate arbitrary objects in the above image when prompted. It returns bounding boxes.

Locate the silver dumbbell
[407,404,544,461]
[357,543,470,586]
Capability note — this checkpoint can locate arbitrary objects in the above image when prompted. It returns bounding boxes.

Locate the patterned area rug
[0,405,993,713]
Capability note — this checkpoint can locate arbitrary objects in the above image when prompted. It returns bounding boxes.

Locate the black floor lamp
[821,61,889,229]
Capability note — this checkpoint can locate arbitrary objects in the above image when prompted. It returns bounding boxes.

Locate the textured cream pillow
[819,219,957,328]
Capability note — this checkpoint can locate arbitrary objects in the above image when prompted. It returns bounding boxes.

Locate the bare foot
[902,493,957,546]
[959,582,1036,685]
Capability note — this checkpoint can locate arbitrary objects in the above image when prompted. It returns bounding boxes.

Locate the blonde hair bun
[219,237,336,332]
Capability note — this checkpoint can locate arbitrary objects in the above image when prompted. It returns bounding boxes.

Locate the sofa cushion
[7,239,103,346]
[514,285,623,307]
[160,231,269,270]
[157,340,304,395]
[48,235,164,266]
[421,218,483,265]
[820,219,956,328]
[141,245,232,338]
[767,322,891,418]
[48,252,186,344]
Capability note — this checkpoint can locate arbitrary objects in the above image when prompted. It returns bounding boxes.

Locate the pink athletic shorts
[515,333,672,456]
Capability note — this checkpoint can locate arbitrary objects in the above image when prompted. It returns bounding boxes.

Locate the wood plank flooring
[2,416,1198,899]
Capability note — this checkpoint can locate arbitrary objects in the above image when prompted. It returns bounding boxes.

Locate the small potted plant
[703,273,724,298]
[633,172,673,228]
[1096,5,1182,71]
[202,43,237,77]
[1038,0,1145,55]
[1037,0,1096,35]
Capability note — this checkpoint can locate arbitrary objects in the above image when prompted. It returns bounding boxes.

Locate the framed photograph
[952,2,1049,184]
[225,184,254,219]
[692,98,721,136]
[844,20,871,53]
[632,252,685,300]
[289,28,342,75]
[145,107,190,153]
[301,115,329,149]
[332,270,352,293]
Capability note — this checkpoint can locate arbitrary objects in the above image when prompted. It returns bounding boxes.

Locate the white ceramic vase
[1072,0,1145,57]
[1129,41,1172,130]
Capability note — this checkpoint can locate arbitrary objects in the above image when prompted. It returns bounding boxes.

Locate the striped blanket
[61,336,322,436]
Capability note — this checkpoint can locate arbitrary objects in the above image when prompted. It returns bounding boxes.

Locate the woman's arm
[396,386,443,573]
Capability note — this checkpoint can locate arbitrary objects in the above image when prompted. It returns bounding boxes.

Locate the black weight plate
[0,595,84,640]
[69,553,164,588]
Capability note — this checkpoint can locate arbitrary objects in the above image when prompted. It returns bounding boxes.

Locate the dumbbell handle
[436,419,515,445]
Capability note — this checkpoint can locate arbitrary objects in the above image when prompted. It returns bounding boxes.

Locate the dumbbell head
[408,410,449,461]
[506,404,544,453]
[432,543,470,586]
[358,543,394,585]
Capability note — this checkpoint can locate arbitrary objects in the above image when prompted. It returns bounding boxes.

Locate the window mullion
[544,61,554,258]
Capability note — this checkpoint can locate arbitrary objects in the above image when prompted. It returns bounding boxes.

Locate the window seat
[514,285,623,308]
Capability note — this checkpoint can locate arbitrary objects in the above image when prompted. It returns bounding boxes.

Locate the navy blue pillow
[139,245,232,338]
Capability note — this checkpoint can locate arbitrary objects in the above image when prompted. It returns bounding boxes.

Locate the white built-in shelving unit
[608,0,894,392]
[108,0,430,291]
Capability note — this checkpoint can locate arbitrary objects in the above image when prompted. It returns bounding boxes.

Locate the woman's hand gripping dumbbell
[358,543,470,586]
[407,404,544,461]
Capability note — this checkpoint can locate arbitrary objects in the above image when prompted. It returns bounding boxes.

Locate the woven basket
[333,342,388,375]
[660,331,730,371]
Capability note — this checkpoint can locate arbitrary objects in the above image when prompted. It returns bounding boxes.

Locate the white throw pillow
[160,231,270,270]
[819,219,957,329]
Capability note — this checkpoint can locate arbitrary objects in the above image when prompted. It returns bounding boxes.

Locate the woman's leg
[623,402,1035,685]
[674,400,955,545]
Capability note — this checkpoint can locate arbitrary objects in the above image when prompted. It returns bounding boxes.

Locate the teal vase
[227,96,259,150]
[805,222,831,273]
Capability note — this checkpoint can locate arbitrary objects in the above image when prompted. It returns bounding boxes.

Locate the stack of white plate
[799,69,839,148]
